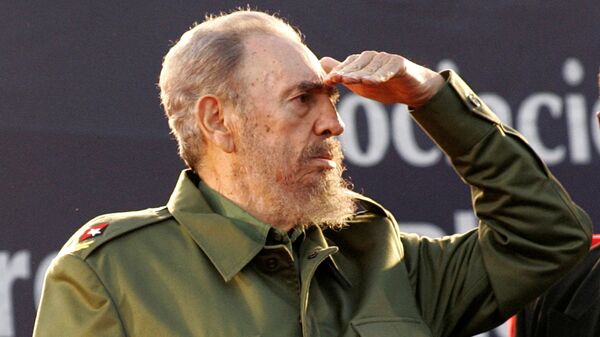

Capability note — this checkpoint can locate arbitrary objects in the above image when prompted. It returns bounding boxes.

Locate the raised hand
[321,51,444,107]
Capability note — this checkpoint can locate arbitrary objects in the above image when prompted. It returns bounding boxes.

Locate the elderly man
[33,10,592,337]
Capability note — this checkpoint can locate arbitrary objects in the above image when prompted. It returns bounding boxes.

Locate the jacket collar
[166,169,353,286]
[167,170,270,282]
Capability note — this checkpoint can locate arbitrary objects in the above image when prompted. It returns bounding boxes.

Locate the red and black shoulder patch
[79,223,109,242]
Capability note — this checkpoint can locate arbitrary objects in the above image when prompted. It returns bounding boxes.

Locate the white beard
[231,123,356,230]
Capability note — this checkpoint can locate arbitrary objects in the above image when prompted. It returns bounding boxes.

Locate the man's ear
[195,95,235,153]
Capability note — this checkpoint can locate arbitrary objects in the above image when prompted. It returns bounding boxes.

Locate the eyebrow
[283,80,340,101]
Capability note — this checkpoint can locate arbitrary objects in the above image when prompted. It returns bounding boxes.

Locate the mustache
[301,138,344,163]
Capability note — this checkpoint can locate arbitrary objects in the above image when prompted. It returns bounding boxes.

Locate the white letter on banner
[0,251,31,337]
[565,93,591,164]
[517,93,565,165]
[591,99,600,156]
[563,58,591,164]
[391,104,441,167]
[338,94,390,167]
[454,209,478,234]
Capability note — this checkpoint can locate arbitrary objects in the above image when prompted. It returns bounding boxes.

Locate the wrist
[410,71,445,108]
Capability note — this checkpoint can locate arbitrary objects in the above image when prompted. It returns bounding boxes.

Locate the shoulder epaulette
[61,206,173,259]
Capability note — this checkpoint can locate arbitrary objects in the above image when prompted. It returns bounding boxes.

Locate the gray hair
[158,10,303,169]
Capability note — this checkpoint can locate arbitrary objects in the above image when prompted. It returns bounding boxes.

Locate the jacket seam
[74,253,129,337]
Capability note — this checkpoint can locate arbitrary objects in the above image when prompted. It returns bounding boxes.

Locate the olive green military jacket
[33,71,592,337]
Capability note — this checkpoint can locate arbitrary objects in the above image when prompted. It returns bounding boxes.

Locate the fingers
[324,51,405,86]
[338,52,376,73]
[319,57,340,74]
[345,56,404,85]
[325,52,373,84]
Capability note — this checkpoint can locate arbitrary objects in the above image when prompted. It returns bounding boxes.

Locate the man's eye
[297,93,311,104]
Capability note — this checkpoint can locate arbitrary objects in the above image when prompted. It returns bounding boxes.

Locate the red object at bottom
[592,234,600,247]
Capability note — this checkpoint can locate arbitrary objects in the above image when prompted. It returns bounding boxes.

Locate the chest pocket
[351,317,431,337]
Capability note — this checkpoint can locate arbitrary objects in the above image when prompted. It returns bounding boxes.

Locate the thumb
[319,56,340,74]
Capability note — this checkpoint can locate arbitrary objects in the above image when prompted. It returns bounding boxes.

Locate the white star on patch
[88,228,103,237]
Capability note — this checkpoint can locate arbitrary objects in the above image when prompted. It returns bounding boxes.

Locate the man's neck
[197,165,296,232]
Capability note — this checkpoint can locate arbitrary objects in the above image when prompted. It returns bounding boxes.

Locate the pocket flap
[351,317,431,337]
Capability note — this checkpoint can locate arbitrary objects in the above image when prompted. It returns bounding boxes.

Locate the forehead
[240,34,324,92]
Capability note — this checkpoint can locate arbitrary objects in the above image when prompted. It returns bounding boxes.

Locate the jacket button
[467,94,482,108]
[265,257,279,271]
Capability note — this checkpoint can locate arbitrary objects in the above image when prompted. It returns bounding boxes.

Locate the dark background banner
[2,2,599,336]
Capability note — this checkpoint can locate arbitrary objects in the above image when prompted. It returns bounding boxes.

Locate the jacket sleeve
[402,70,593,337]
[32,253,126,337]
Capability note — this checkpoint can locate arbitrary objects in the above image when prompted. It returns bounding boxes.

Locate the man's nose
[314,105,345,137]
